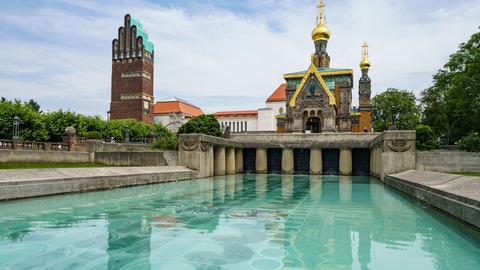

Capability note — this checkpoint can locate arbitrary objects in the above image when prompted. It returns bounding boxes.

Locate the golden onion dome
[312,1,330,42]
[312,24,330,41]
[360,58,371,69]
[360,42,371,69]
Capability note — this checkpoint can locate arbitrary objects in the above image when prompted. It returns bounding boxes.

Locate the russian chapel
[279,0,372,133]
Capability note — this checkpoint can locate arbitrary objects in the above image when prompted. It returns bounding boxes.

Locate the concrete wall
[87,140,153,153]
[416,151,480,173]
[0,150,91,163]
[94,151,178,166]
[258,108,275,131]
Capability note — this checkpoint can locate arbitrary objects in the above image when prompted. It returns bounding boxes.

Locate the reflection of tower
[359,42,372,132]
[107,212,152,269]
[311,0,331,68]
[358,229,372,270]
[110,14,155,124]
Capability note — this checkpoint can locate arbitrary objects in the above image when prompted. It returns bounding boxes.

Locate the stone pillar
[256,148,267,174]
[208,146,214,177]
[214,146,226,176]
[235,148,243,173]
[371,148,376,177]
[339,148,352,176]
[310,148,322,175]
[225,147,236,175]
[282,148,294,174]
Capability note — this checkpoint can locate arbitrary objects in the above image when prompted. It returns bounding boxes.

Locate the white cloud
[0,0,478,116]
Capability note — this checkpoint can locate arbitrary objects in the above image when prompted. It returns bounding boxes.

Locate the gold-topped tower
[360,42,371,70]
[311,0,330,41]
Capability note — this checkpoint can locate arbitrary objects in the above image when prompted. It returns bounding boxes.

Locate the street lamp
[124,128,130,143]
[12,116,20,140]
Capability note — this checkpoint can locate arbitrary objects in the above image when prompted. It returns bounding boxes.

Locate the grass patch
[0,163,104,170]
[453,172,480,177]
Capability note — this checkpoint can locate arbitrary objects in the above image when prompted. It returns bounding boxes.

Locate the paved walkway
[0,166,198,201]
[386,170,480,228]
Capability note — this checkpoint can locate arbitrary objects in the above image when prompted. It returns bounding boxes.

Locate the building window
[241,122,243,132]
[245,121,248,132]
[279,107,284,114]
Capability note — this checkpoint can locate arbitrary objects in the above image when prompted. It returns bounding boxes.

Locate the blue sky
[0,0,479,117]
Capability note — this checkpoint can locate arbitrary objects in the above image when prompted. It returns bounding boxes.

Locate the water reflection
[0,175,480,270]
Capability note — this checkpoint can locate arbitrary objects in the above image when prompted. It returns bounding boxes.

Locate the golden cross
[362,42,369,59]
[316,0,326,24]
[362,42,369,50]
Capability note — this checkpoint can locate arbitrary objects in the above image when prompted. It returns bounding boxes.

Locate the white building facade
[214,84,287,133]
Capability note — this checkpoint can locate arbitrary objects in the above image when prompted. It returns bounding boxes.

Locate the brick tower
[110,14,154,124]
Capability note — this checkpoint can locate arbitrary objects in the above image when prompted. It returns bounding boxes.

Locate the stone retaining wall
[0,166,196,201]
[416,151,480,173]
[94,151,177,166]
[385,170,480,229]
[0,150,92,163]
[86,140,154,152]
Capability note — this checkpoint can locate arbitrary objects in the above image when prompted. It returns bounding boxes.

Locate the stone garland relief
[181,140,211,152]
[386,139,412,152]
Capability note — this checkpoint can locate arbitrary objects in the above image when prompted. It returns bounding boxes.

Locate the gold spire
[312,0,330,42]
[360,42,371,69]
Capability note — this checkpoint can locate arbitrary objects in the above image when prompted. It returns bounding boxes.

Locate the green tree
[0,99,47,141]
[42,110,83,142]
[457,132,480,152]
[177,115,222,137]
[415,125,439,151]
[371,88,421,132]
[26,99,41,113]
[421,30,480,143]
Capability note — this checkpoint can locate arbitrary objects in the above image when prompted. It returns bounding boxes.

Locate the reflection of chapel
[277,0,372,133]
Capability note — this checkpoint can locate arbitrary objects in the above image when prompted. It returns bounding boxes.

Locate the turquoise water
[1,175,479,270]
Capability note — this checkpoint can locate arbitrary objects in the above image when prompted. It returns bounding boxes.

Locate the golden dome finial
[312,0,330,42]
[360,42,371,69]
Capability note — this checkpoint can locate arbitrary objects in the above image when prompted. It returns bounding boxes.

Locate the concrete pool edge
[385,170,480,229]
[0,166,198,201]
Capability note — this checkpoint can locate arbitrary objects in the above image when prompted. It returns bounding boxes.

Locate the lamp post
[124,128,130,143]
[12,116,20,140]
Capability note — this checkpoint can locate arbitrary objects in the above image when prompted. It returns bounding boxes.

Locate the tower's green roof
[131,17,154,53]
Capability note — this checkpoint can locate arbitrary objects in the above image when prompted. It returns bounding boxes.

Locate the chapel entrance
[306,117,321,133]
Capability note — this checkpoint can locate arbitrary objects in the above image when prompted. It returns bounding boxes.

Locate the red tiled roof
[266,83,286,102]
[214,110,258,117]
[154,100,204,117]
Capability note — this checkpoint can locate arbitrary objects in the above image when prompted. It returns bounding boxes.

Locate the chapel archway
[306,117,321,133]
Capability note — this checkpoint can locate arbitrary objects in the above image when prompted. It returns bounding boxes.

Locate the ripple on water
[250,258,283,270]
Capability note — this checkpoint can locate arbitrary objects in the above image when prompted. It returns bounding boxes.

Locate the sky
[0,0,479,117]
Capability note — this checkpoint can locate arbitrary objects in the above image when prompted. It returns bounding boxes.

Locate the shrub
[152,134,178,150]
[415,125,439,151]
[85,131,103,140]
[457,132,480,152]
[177,115,222,137]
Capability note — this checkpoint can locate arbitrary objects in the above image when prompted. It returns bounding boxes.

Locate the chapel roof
[266,83,287,103]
